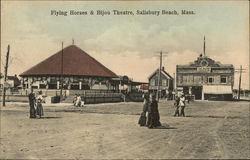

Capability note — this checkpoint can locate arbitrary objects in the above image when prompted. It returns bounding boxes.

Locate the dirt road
[0,101,249,159]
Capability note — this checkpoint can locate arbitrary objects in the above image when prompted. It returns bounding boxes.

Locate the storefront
[176,54,234,100]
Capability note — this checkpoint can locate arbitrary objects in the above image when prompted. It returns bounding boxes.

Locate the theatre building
[176,54,234,100]
[19,45,119,96]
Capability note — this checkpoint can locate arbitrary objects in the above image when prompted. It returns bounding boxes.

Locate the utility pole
[60,42,64,101]
[238,65,242,100]
[156,51,162,100]
[155,51,167,100]
[173,72,176,90]
[235,66,246,100]
[203,36,206,57]
[2,45,10,106]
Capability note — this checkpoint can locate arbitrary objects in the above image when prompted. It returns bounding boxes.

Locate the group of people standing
[174,94,186,117]
[138,92,188,127]
[29,89,44,119]
[138,93,161,128]
[73,94,84,107]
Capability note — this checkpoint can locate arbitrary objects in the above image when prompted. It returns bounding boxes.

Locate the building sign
[197,67,211,73]
[212,70,232,73]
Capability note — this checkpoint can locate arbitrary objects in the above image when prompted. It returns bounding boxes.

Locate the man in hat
[179,94,186,117]
[28,88,36,118]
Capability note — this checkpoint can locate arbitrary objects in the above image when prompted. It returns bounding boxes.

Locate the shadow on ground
[40,116,62,119]
[155,123,177,129]
[186,115,247,119]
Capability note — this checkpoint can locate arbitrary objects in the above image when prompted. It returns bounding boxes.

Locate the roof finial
[72,38,75,45]
[203,36,206,57]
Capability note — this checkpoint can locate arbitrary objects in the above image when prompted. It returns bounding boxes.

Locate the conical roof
[20,45,118,78]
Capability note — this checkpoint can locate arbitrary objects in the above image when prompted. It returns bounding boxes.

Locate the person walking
[179,94,186,117]
[147,94,161,128]
[138,93,149,126]
[36,91,44,118]
[174,95,180,117]
[28,89,36,118]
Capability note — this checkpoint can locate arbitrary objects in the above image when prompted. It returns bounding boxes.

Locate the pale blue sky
[1,1,249,89]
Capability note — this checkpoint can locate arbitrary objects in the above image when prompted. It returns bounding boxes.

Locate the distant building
[110,75,148,93]
[176,54,234,100]
[0,74,21,89]
[7,75,21,88]
[148,67,174,98]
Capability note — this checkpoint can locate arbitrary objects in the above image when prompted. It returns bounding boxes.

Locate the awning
[203,85,232,94]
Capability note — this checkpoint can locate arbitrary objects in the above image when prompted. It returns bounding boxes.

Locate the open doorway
[192,86,202,100]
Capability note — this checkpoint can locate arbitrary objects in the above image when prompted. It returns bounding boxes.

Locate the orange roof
[20,45,118,78]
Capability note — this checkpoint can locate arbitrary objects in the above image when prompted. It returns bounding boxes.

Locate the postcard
[1,1,249,159]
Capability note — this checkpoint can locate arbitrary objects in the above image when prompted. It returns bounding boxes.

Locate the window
[162,79,167,86]
[220,76,227,83]
[150,79,155,86]
[207,77,214,83]
[39,84,46,89]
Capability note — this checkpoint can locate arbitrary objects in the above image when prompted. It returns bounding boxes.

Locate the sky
[1,1,249,89]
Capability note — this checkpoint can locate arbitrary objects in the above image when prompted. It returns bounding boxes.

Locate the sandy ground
[0,100,249,159]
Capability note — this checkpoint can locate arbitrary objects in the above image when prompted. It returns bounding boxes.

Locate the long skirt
[36,103,44,117]
[147,112,161,128]
[138,112,147,126]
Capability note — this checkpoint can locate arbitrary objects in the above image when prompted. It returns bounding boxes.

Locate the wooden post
[156,51,162,100]
[238,65,242,100]
[2,45,10,107]
[60,42,64,101]
[79,81,82,90]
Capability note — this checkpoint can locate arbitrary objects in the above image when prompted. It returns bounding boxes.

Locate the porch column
[37,81,40,89]
[189,87,192,95]
[119,80,121,93]
[79,82,82,90]
[28,81,31,89]
[201,86,204,100]
[57,81,60,89]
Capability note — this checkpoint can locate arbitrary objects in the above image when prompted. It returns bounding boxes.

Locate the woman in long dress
[138,93,149,126]
[36,91,44,118]
[147,94,161,128]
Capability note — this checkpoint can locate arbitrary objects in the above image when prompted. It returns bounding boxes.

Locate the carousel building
[19,45,119,96]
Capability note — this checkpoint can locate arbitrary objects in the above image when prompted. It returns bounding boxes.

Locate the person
[138,93,149,126]
[81,96,85,107]
[75,94,84,107]
[28,89,36,118]
[179,94,186,117]
[174,95,180,117]
[73,94,77,106]
[187,95,190,104]
[147,94,161,128]
[36,91,44,118]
